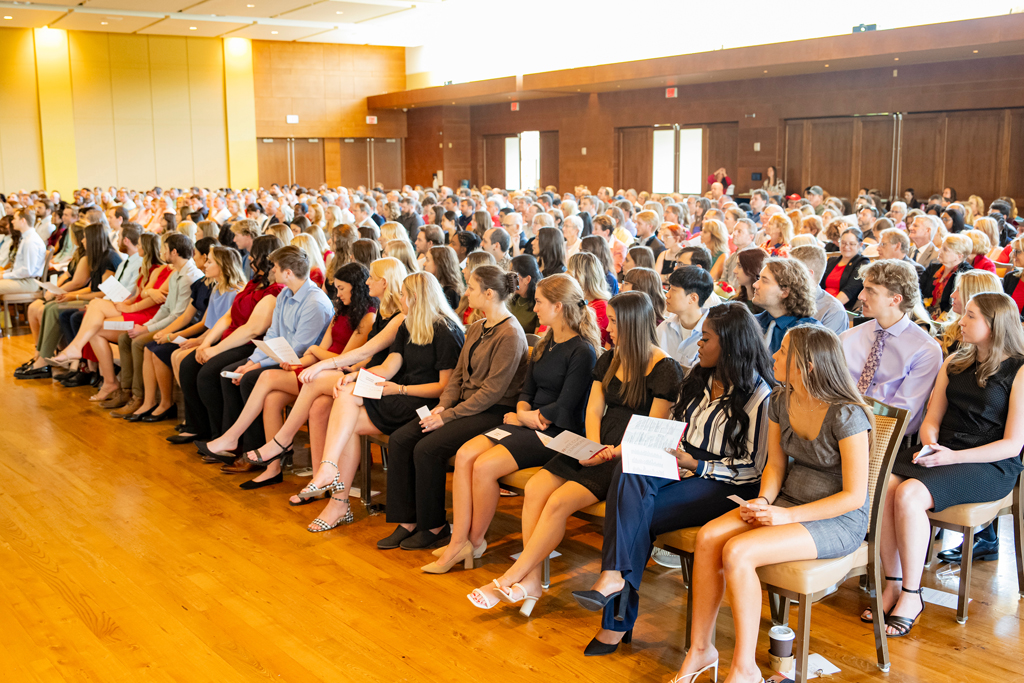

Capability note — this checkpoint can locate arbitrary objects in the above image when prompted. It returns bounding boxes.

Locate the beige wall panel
[148,35,188,69]
[0,28,43,190]
[68,31,110,65]
[153,122,196,188]
[190,123,229,188]
[107,34,149,69]
[74,121,119,189]
[150,68,194,123]
[110,68,155,121]
[113,121,157,188]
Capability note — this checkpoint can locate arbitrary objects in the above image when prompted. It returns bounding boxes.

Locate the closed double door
[257,138,325,188]
[337,138,403,189]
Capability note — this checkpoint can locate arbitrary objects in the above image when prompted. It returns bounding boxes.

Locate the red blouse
[590,299,611,347]
[972,254,997,273]
[310,267,325,288]
[222,280,286,339]
[824,263,846,297]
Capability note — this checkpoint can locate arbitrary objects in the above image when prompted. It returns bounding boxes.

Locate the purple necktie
[857,329,886,395]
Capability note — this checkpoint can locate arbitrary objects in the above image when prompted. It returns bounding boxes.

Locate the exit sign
[366,115,378,124]
[666,87,678,98]
[510,102,519,111]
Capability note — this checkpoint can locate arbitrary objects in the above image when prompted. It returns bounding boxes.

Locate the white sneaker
[651,547,682,569]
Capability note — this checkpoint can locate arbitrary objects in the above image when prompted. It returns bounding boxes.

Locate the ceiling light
[763,70,767,73]
[336,10,343,14]
[973,49,979,53]
[247,3,255,6]
[101,21,108,25]
[3,16,11,19]
[271,31,278,34]
[189,26,197,30]
[894,57,899,61]
[824,64,829,67]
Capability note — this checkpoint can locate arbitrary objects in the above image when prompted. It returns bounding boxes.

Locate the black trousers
[385,406,506,529]
[178,343,254,439]
[600,462,761,631]
[219,363,276,451]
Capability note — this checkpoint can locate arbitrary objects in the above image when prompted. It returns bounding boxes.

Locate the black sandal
[861,576,901,623]
[244,437,294,467]
[289,489,331,506]
[885,587,925,638]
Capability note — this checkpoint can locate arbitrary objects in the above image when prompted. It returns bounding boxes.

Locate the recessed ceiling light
[189,26,197,30]
[824,64,829,67]
[336,10,344,14]
[101,21,108,25]
[3,16,11,19]
[894,57,899,61]
[247,3,255,6]
[973,49,979,53]
[271,31,278,34]
[763,70,767,73]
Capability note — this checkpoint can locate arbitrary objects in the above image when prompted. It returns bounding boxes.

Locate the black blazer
[820,253,870,310]
[902,256,925,275]
[921,260,971,315]
[641,235,666,260]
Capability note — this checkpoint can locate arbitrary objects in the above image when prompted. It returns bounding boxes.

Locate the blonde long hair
[291,233,326,276]
[782,325,874,437]
[532,274,602,363]
[567,251,611,302]
[947,292,1024,386]
[402,271,463,345]
[370,257,407,319]
[385,238,420,273]
[940,270,1001,354]
[210,246,247,294]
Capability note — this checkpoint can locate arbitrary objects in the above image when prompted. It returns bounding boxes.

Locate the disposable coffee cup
[768,625,795,657]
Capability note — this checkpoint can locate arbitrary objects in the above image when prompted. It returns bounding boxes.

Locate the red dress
[294,307,375,377]
[824,263,846,298]
[310,267,325,288]
[222,280,286,340]
[123,265,173,325]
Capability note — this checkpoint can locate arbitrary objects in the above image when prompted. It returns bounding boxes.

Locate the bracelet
[755,496,770,505]
[332,357,339,370]
[400,385,407,396]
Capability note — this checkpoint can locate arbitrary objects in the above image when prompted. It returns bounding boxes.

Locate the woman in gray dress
[673,324,872,683]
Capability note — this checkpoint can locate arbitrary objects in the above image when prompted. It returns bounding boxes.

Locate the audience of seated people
[7,179,1024,683]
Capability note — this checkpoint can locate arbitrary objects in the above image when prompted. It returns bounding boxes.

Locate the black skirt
[364,395,439,434]
[490,424,565,469]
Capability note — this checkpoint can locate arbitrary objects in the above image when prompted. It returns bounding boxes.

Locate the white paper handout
[98,276,131,303]
[620,415,688,480]
[416,405,432,420]
[728,494,748,507]
[536,432,553,447]
[485,428,511,440]
[253,337,301,365]
[171,336,187,344]
[220,371,242,379]
[352,368,385,399]
[804,653,840,679]
[546,431,606,461]
[35,280,65,295]
[103,320,134,331]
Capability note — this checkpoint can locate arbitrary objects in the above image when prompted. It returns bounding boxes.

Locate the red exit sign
[510,102,519,111]
[666,87,678,98]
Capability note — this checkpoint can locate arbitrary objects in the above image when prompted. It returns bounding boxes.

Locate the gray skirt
[775,494,868,560]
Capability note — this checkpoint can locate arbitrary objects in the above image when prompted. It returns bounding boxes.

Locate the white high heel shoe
[669,659,719,683]
[495,582,541,617]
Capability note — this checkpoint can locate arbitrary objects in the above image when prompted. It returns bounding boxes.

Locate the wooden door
[898,114,946,202]
[539,131,559,191]
[705,123,739,193]
[483,135,506,189]
[371,138,403,190]
[292,138,325,189]
[617,127,653,194]
[806,119,855,199]
[257,138,290,189]
[339,138,370,189]
[783,121,804,195]
[859,117,896,197]
[943,110,1004,203]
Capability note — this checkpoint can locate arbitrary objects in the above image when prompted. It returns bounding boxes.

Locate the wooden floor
[1,331,1022,683]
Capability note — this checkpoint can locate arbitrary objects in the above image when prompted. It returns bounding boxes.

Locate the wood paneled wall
[446,54,1024,204]
[252,41,406,140]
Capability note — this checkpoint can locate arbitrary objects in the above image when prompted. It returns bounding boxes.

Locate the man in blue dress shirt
[753,258,820,354]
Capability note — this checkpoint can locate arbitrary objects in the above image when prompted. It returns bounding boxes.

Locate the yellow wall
[223,38,259,190]
[0,27,234,193]
[0,29,45,191]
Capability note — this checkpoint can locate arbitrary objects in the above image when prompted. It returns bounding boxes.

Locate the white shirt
[814,287,849,336]
[114,252,143,292]
[566,239,581,259]
[213,208,232,225]
[35,216,54,241]
[656,310,707,370]
[3,229,46,280]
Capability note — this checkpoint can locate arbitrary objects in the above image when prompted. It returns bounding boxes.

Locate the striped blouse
[678,375,772,485]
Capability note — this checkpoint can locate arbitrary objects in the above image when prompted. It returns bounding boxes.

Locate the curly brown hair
[763,257,816,318]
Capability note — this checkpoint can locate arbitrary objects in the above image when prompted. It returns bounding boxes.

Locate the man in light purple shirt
[840,260,942,434]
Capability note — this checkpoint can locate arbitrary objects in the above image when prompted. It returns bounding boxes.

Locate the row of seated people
[8,194,1024,683]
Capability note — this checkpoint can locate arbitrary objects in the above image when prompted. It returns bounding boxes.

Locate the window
[650,126,703,194]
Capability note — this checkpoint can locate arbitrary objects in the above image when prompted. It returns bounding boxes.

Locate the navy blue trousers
[600,462,760,631]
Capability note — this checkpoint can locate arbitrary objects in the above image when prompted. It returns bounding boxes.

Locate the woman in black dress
[296,271,465,532]
[874,292,1024,637]
[468,291,683,615]
[424,275,601,574]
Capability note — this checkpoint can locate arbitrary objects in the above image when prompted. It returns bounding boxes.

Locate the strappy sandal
[494,582,540,617]
[467,580,505,610]
[307,498,354,533]
[886,587,925,638]
[244,437,293,467]
[297,460,345,500]
[289,489,331,506]
[861,576,901,623]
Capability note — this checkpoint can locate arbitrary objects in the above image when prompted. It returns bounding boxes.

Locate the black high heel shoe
[124,407,156,423]
[195,441,237,464]
[140,404,177,423]
[886,587,925,638]
[861,576,901,623]
[571,584,630,621]
[239,471,284,490]
[583,629,632,657]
